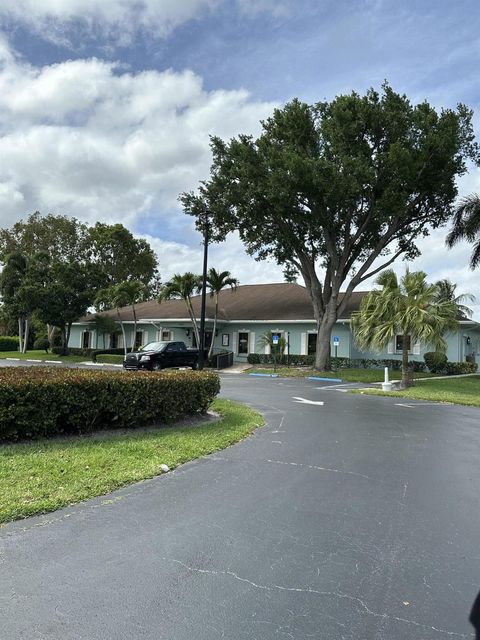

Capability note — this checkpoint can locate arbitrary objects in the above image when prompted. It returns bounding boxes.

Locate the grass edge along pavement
[351,375,480,408]
[245,367,435,383]
[0,398,265,525]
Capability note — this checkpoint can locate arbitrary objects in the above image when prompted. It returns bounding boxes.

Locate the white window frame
[80,330,91,349]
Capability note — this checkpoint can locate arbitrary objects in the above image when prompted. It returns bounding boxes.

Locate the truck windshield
[139,342,167,352]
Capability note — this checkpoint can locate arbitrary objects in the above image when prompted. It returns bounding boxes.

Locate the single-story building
[70,283,480,364]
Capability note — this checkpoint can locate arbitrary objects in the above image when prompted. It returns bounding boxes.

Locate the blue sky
[0,0,479,311]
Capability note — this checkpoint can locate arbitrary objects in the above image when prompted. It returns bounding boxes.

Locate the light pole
[197,211,209,371]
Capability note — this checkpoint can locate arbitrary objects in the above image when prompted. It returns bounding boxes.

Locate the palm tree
[446,193,480,268]
[257,331,286,372]
[351,270,458,388]
[158,273,202,346]
[206,268,239,358]
[434,279,475,319]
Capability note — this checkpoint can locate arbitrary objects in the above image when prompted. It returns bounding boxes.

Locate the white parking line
[292,397,324,406]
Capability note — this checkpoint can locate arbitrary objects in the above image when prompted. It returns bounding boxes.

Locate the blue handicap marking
[333,336,340,346]
[272,335,279,345]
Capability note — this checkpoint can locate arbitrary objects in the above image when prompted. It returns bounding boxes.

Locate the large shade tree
[206,268,239,358]
[158,273,202,346]
[446,194,480,268]
[351,270,458,387]
[181,85,477,370]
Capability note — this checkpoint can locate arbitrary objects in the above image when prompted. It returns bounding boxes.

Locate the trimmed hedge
[246,353,427,371]
[0,368,220,441]
[96,354,124,364]
[51,346,95,357]
[444,361,478,375]
[0,336,19,352]
[33,337,50,352]
[91,348,126,362]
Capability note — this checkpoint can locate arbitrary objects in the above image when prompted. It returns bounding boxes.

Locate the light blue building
[70,283,480,364]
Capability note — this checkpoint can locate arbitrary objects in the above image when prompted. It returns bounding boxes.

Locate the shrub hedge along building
[70,283,480,365]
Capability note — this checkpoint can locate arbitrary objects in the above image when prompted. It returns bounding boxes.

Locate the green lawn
[353,375,480,407]
[0,399,264,525]
[0,350,86,363]
[96,354,124,364]
[246,367,434,383]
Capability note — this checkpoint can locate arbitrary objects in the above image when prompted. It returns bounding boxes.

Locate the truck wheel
[191,363,198,370]
[152,362,162,371]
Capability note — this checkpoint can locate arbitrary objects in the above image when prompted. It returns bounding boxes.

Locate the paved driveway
[1,375,479,639]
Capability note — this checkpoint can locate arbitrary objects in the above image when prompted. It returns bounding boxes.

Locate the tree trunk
[47,324,57,349]
[314,308,337,371]
[131,304,137,352]
[66,323,72,354]
[61,326,68,355]
[187,299,200,347]
[23,316,30,353]
[208,295,218,359]
[401,338,410,388]
[18,317,24,353]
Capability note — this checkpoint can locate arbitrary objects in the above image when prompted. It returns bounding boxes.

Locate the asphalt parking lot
[1,373,479,638]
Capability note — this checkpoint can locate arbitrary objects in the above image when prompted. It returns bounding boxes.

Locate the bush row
[0,367,220,441]
[0,336,20,352]
[96,354,124,364]
[423,352,478,375]
[246,353,427,371]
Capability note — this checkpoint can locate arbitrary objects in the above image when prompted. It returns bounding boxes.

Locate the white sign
[333,336,340,346]
[272,335,279,345]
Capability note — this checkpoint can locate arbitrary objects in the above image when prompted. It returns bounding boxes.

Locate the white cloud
[0,39,276,230]
[144,232,285,284]
[0,0,285,46]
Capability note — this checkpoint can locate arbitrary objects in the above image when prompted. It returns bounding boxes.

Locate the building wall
[69,320,480,365]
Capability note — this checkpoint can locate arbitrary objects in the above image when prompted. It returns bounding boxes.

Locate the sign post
[333,336,340,372]
[272,334,279,374]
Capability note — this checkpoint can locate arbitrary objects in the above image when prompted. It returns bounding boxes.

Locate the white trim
[249,332,256,353]
[300,332,307,356]
[73,317,355,326]
[232,331,238,354]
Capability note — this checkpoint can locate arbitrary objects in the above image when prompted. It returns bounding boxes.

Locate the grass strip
[351,375,480,407]
[245,367,434,383]
[0,398,264,525]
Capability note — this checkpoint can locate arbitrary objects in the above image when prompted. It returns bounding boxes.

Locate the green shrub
[0,368,220,441]
[96,354,124,364]
[0,336,19,352]
[91,348,126,362]
[424,352,448,373]
[444,361,478,375]
[52,346,94,357]
[247,353,261,364]
[33,337,50,352]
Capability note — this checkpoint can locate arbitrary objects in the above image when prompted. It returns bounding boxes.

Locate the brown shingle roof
[80,283,369,323]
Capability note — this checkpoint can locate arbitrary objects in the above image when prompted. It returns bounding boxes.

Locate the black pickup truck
[123,341,200,371]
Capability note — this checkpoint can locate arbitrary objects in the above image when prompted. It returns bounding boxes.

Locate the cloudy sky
[0,0,479,313]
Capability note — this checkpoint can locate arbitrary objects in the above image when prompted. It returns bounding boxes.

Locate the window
[307,333,317,356]
[222,334,229,347]
[238,332,249,354]
[395,335,411,353]
[82,331,90,349]
[110,332,118,349]
[135,331,144,350]
[161,330,171,341]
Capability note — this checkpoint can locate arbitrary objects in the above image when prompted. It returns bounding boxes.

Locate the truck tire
[152,362,163,371]
[191,362,198,370]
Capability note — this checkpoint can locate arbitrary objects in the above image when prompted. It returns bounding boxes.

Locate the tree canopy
[181,84,478,370]
[446,193,480,268]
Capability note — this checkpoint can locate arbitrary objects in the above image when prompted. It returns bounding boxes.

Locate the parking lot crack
[164,558,469,637]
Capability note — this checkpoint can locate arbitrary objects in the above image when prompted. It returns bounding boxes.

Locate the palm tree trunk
[18,317,24,353]
[187,298,200,346]
[117,309,127,357]
[401,337,410,388]
[23,316,30,353]
[208,294,218,359]
[131,304,137,352]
